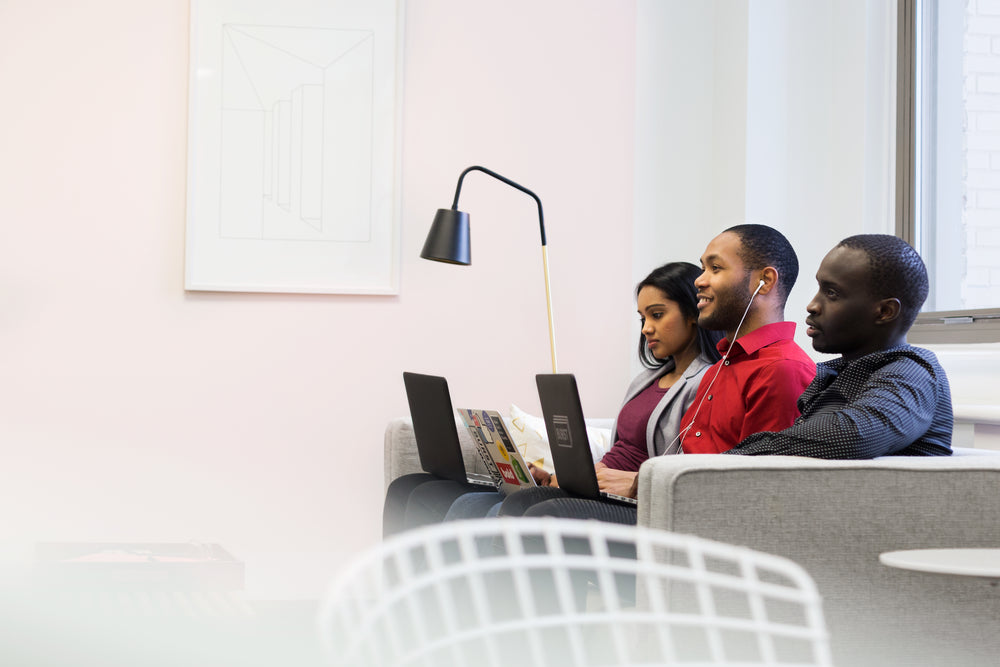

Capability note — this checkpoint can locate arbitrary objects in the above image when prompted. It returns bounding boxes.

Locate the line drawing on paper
[219,24,374,243]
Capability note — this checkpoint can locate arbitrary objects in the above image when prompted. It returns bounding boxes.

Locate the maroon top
[599,380,669,472]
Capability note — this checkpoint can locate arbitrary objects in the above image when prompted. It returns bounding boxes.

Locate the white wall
[635,0,894,370]
[0,0,635,597]
[744,0,883,355]
[633,0,748,280]
[632,0,749,375]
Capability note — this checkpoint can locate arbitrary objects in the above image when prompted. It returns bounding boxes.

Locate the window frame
[897,0,1000,344]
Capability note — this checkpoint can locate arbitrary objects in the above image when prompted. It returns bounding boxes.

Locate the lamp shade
[420,208,471,265]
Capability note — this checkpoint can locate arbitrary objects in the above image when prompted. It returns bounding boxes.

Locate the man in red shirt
[680,224,816,454]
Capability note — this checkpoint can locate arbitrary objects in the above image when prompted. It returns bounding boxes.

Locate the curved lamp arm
[424,165,557,373]
[450,166,547,247]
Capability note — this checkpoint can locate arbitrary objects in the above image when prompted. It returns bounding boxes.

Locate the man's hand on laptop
[595,464,638,498]
[528,463,557,487]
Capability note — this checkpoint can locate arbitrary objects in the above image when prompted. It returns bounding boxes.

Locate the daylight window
[901,0,1000,342]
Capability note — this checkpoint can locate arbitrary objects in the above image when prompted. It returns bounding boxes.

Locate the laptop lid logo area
[553,415,573,448]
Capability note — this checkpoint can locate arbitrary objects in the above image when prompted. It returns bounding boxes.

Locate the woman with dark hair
[600,260,723,482]
[438,261,724,525]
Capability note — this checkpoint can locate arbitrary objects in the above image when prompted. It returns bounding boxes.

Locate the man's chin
[810,337,832,353]
[698,312,726,332]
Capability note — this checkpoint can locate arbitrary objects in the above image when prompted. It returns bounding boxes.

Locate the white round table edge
[879,548,1000,578]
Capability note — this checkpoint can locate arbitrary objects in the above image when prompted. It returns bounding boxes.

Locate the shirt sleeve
[736,359,816,442]
[727,357,938,459]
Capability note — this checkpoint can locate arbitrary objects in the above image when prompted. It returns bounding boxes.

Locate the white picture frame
[185,0,403,294]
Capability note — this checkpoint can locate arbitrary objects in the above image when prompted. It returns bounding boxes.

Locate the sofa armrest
[635,452,1000,666]
[383,418,421,490]
[383,417,492,491]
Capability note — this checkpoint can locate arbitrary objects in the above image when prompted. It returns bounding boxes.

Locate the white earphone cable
[668,279,766,452]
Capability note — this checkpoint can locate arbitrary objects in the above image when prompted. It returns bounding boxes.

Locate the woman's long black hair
[636,262,725,369]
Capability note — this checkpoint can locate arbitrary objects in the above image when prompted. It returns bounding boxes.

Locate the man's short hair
[723,224,799,305]
[836,234,929,329]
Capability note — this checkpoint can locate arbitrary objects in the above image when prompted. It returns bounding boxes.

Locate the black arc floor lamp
[421,165,558,373]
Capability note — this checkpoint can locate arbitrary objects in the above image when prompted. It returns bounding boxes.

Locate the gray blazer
[609,354,714,458]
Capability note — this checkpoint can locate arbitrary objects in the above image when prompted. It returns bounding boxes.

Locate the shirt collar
[820,343,915,374]
[716,321,798,357]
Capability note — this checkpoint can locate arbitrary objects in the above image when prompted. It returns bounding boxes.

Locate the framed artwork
[185,0,403,294]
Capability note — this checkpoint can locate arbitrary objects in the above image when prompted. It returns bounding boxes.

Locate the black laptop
[535,374,637,506]
[402,372,495,487]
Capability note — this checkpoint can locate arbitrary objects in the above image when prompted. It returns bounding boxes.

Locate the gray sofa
[637,451,1000,666]
[385,417,1000,666]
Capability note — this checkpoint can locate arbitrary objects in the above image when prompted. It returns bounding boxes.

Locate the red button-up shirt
[680,322,816,454]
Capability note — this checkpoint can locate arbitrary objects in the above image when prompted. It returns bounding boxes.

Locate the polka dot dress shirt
[727,344,953,458]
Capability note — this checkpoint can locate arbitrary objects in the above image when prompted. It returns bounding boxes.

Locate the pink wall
[0,0,635,594]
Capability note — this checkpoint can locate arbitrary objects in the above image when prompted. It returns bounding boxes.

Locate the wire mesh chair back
[319,518,832,667]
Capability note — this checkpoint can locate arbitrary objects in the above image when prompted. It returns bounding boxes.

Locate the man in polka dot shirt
[726,234,953,458]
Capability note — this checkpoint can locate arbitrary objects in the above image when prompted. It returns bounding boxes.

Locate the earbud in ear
[758,279,765,288]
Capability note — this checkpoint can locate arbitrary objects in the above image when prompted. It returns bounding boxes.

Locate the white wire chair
[319,518,832,667]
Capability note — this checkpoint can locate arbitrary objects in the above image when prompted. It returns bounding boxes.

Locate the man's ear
[756,267,779,295]
[875,298,901,325]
